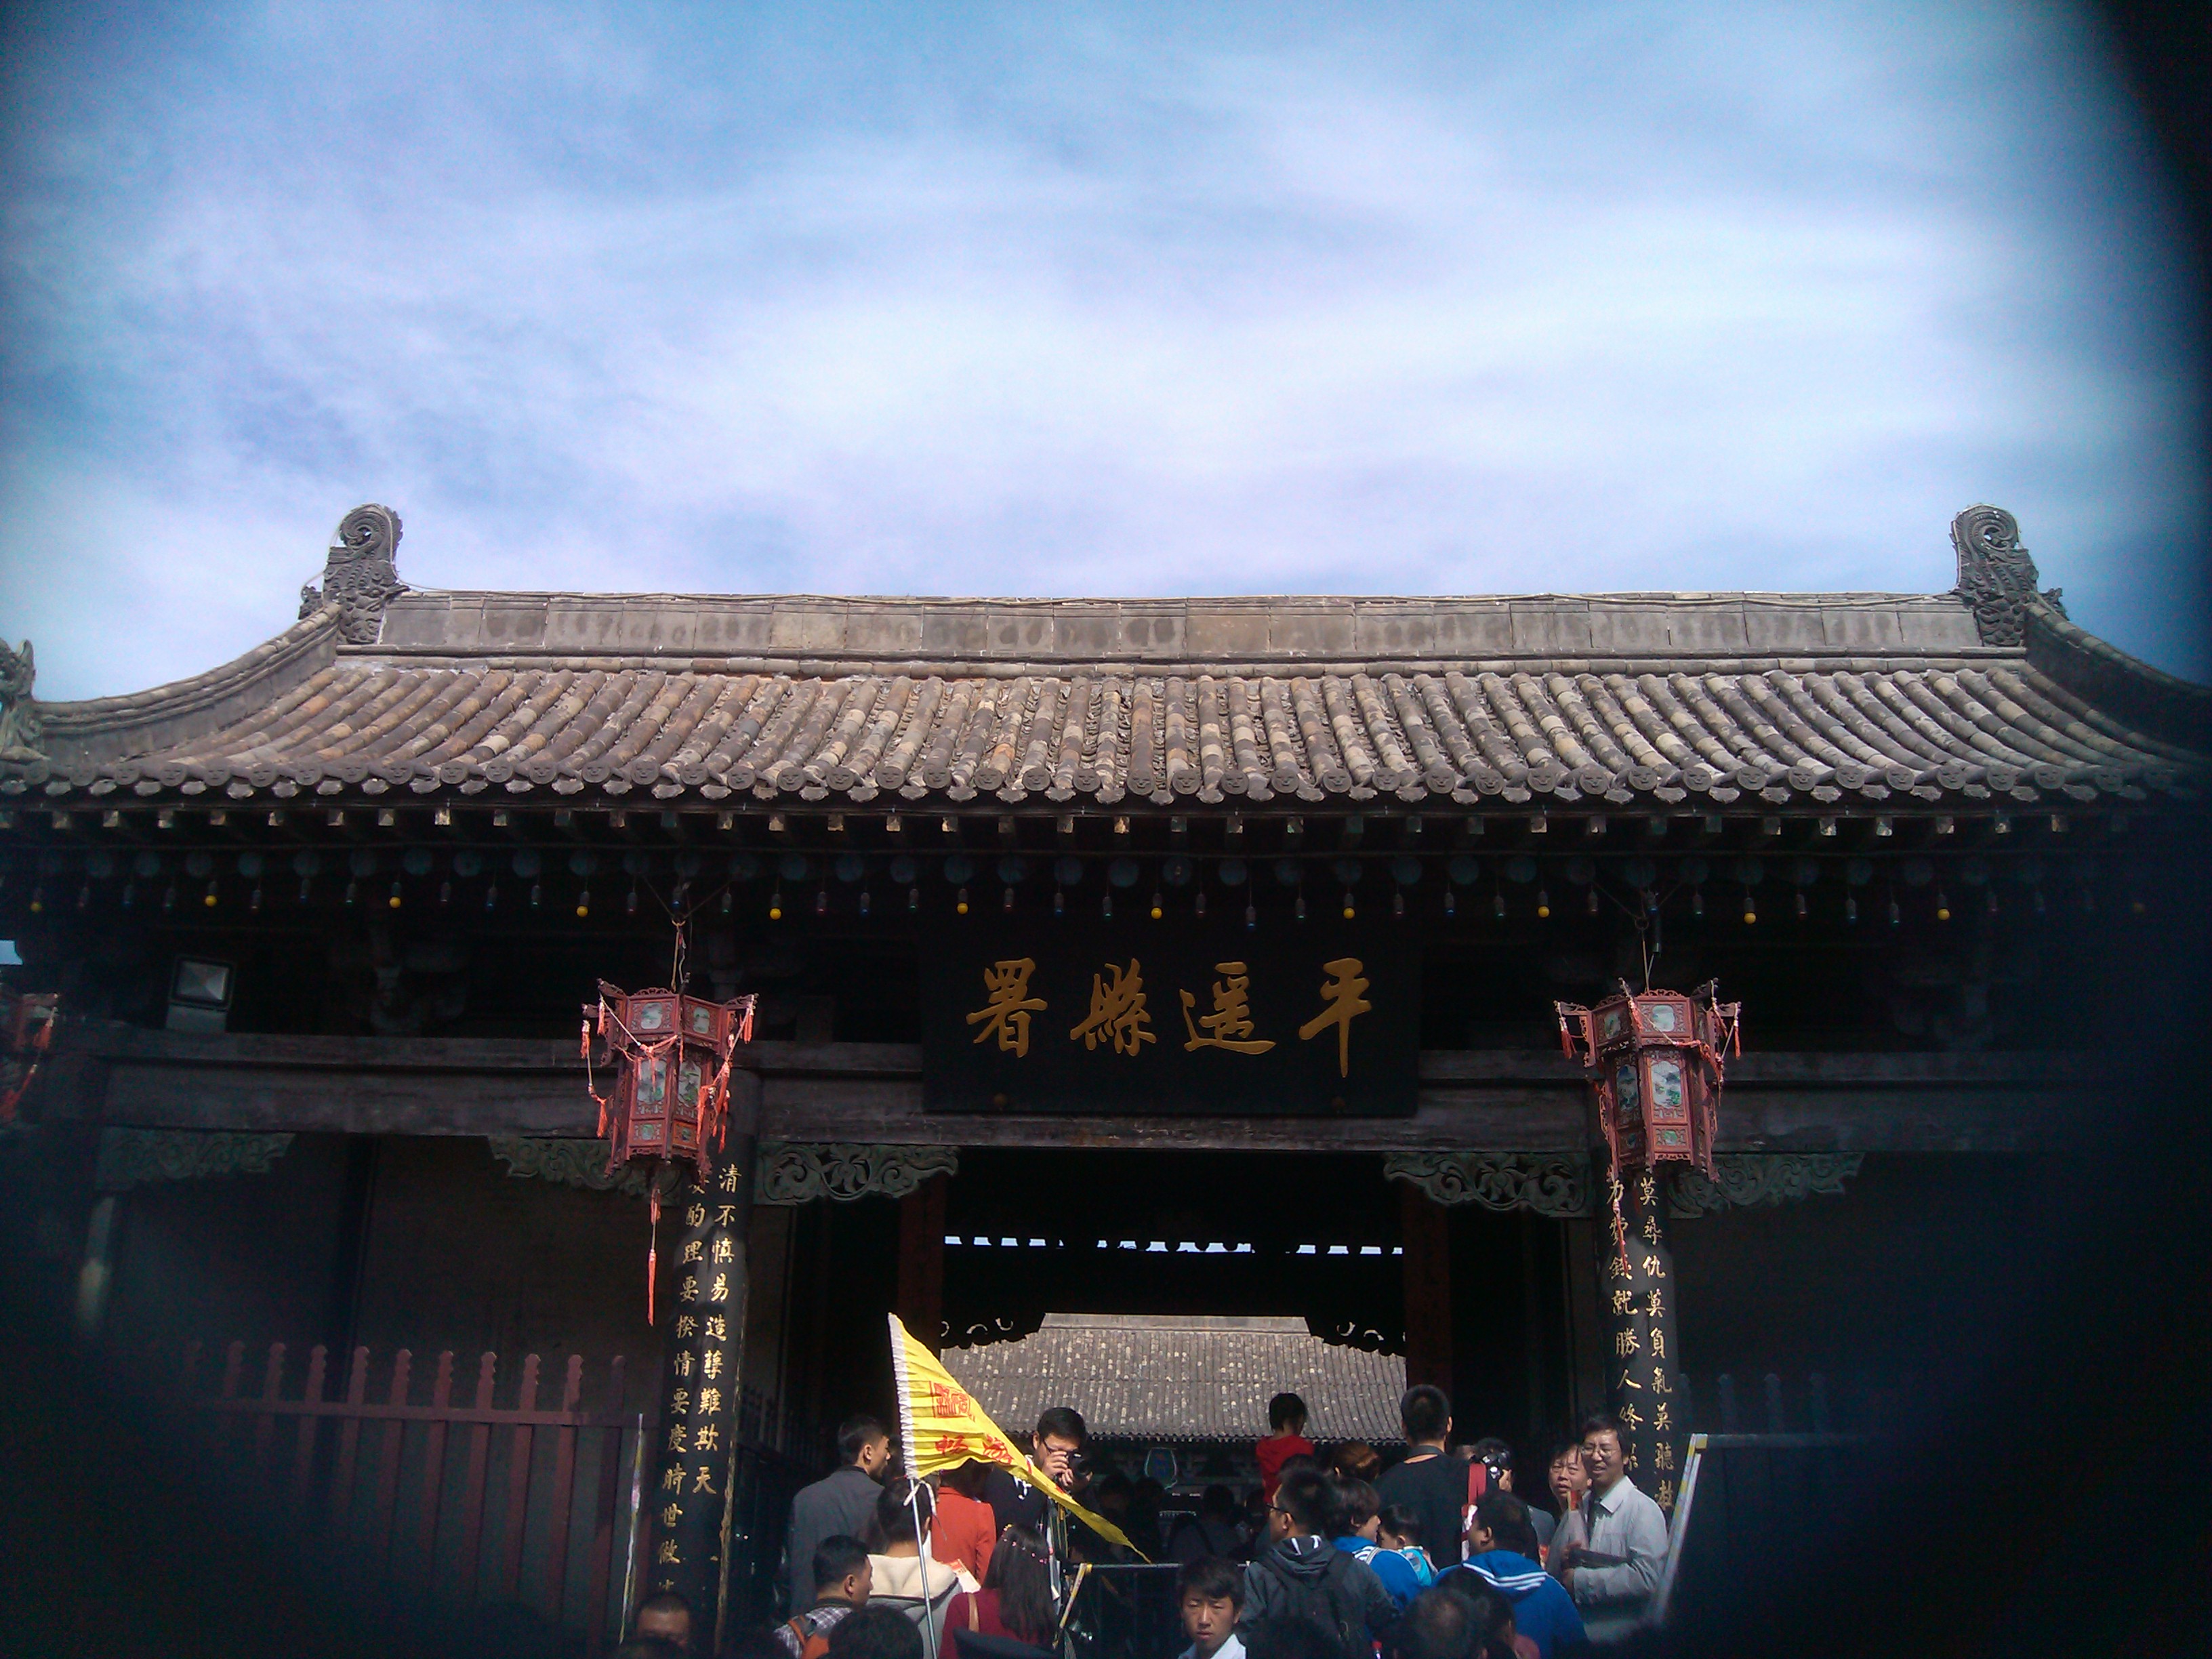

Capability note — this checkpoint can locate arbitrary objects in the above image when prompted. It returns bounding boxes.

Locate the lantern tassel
[696,1080,716,1181]
[646,1188,660,1326]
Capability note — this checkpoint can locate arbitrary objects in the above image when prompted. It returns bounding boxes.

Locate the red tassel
[647,1189,660,1326]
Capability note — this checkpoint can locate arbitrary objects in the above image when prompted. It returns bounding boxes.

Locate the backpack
[1246,1549,1364,1659]
[781,1616,833,1659]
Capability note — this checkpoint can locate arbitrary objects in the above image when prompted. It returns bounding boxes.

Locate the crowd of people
[609,1387,1671,1659]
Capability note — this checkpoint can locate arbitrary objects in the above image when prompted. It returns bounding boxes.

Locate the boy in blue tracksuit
[1330,1477,1429,1610]
[1449,1492,1586,1659]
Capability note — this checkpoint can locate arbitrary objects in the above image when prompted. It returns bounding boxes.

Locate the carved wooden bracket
[1667,1152,1865,1216]
[755,1142,959,1205]
[95,1127,294,1190]
[1383,1150,1866,1218]
[485,1136,959,1206]
[486,1135,657,1197]
[1382,1151,1592,1216]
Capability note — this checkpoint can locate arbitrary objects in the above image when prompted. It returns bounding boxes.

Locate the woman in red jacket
[943,1525,1057,1656]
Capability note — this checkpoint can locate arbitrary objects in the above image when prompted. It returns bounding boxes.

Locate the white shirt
[1183,1637,1247,1659]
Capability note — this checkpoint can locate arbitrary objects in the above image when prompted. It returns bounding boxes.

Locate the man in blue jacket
[1448,1492,1586,1658]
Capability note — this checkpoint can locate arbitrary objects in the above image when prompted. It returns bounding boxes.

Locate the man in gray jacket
[784,1416,891,1612]
[1240,1469,1396,1659]
[1557,1414,1668,1641]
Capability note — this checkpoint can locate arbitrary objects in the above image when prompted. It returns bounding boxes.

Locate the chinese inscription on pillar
[651,1151,754,1612]
[1605,1169,1685,1512]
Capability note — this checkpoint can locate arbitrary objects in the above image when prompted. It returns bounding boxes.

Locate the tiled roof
[11,607,2203,813]
[942,1314,1406,1444]
[8,505,2205,812]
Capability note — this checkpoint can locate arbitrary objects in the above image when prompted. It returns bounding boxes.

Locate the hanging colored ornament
[1555,981,1739,1177]
[582,983,757,1320]
[1555,981,1740,1267]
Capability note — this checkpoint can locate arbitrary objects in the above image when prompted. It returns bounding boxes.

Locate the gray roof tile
[13,590,2203,808]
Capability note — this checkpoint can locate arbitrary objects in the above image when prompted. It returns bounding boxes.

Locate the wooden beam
[1400,1184,1452,1395]
[895,1174,949,1344]
[39,1021,2109,1153]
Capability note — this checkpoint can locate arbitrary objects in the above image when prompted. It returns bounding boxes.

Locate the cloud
[1,0,2203,698]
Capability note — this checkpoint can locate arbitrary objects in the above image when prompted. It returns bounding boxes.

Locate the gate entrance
[939,1150,1406,1349]
[859,1147,1587,1485]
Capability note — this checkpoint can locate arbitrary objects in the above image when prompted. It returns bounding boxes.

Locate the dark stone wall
[348,1138,661,1399]
[88,1137,2047,1477]
[105,1132,367,1364]
[98,1135,811,1430]
[1670,1153,2044,1429]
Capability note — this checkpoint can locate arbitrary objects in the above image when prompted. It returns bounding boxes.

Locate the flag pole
[910,1477,941,1659]
[890,1313,941,1659]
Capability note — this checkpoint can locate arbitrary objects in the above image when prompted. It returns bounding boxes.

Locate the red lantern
[1556,981,1739,1177]
[0,988,59,1124]
[583,982,756,1181]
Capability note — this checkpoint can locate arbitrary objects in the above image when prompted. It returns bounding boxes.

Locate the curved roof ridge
[2025,597,2211,754]
[363,587,1996,669]
[35,609,340,766]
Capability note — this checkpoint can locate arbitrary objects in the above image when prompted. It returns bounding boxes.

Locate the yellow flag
[887,1313,1141,1557]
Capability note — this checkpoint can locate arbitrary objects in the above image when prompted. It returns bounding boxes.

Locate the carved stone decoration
[1668,1152,1865,1217]
[299,504,407,644]
[1382,1151,1592,1217]
[1952,505,2066,647]
[755,1142,960,1206]
[95,1128,294,1190]
[487,1136,656,1197]
[0,638,41,763]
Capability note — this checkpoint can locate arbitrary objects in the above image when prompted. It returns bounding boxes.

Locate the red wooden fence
[182,1340,651,1651]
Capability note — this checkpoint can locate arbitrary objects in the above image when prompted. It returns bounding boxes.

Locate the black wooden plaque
[920,916,1420,1115]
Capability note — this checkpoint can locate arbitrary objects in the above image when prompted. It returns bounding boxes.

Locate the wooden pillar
[1603,1167,1685,1515]
[895,1173,949,1345]
[1399,1182,1453,1395]
[647,1065,761,1648]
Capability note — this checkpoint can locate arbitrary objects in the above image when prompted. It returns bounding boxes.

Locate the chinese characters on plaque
[922,922,1419,1115]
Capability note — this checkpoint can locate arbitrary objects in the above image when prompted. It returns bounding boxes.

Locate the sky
[1,0,2205,700]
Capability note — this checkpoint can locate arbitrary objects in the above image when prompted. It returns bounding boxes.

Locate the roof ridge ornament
[0,638,41,763]
[299,504,407,644]
[1951,504,2065,647]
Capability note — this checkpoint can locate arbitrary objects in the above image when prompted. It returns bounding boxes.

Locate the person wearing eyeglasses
[1555,1414,1666,1639]
[1240,1469,1397,1659]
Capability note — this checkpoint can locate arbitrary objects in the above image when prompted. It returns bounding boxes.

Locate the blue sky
[2,1,2204,699]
